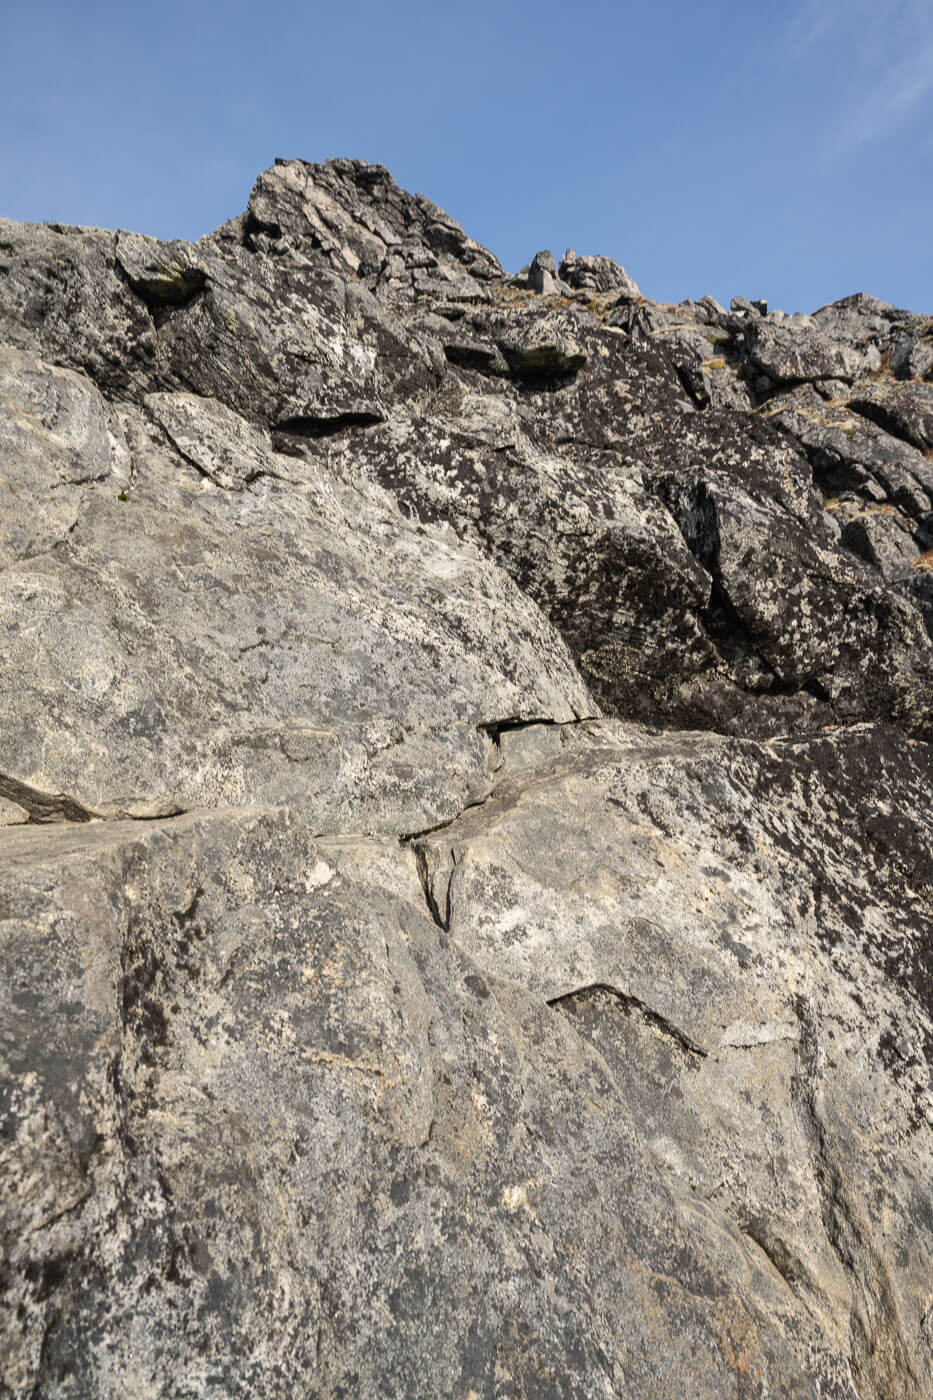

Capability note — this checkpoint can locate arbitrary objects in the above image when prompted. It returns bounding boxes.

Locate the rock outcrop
[1,157,930,1400]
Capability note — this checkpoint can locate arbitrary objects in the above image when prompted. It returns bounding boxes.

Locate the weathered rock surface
[416,720,933,1400]
[559,249,640,299]
[0,157,930,1399]
[742,317,872,386]
[0,354,588,833]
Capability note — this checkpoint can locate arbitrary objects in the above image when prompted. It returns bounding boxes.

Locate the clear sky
[3,0,932,313]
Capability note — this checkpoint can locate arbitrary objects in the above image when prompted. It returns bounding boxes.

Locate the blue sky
[3,0,931,312]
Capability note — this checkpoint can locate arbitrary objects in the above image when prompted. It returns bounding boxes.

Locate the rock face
[0,158,930,1400]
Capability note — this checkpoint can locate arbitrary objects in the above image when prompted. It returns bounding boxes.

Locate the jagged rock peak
[235,155,503,288]
[560,247,640,298]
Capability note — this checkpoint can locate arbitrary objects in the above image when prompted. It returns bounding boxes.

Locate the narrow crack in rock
[0,772,101,823]
[0,773,187,825]
[548,982,709,1059]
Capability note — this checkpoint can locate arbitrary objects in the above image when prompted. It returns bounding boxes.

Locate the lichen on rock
[0,157,931,1400]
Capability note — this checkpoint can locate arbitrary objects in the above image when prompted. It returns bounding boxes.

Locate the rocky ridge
[0,157,931,1399]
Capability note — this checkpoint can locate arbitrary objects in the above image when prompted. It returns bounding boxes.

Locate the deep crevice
[477,714,590,747]
[672,360,709,410]
[242,210,283,247]
[275,411,384,440]
[399,793,492,846]
[442,343,505,375]
[0,773,187,826]
[734,1217,802,1294]
[499,345,588,387]
[848,398,929,454]
[113,252,207,320]
[548,982,708,1059]
[0,773,99,823]
[410,843,450,932]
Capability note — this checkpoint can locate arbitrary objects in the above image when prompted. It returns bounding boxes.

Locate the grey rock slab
[0,359,592,832]
[150,236,437,428]
[0,217,156,396]
[0,343,131,568]
[890,329,933,382]
[810,293,926,355]
[12,166,929,743]
[415,719,933,1400]
[849,380,933,453]
[0,213,441,433]
[1,804,866,1399]
[143,390,279,489]
[743,319,868,385]
[2,153,933,1399]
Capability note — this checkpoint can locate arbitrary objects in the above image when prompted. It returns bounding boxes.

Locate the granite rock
[1,158,931,1399]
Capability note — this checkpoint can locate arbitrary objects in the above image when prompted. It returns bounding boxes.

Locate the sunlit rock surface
[1,158,931,1399]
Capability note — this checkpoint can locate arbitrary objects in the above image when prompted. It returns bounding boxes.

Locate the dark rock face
[0,158,930,1399]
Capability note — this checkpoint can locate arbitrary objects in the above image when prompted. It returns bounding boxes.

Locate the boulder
[743,318,868,386]
[523,248,563,295]
[560,248,640,298]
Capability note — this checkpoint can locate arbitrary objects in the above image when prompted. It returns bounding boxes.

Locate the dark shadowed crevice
[499,345,588,386]
[548,982,709,1059]
[0,772,99,823]
[442,342,509,377]
[113,254,208,317]
[672,360,709,410]
[399,793,493,846]
[0,773,188,825]
[700,583,835,708]
[410,843,451,932]
[275,411,385,439]
[476,714,590,747]
[733,1217,803,1294]
[848,397,929,454]
[242,210,283,245]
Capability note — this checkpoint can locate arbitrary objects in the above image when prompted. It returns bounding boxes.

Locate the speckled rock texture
[1,158,931,1400]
